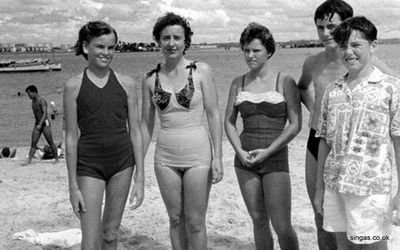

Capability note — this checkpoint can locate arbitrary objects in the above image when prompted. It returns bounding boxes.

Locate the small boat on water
[0,57,62,73]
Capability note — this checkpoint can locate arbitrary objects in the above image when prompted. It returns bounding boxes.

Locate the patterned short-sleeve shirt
[316,67,400,196]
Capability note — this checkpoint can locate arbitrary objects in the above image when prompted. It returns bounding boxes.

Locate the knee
[273,223,295,238]
[249,211,268,227]
[103,228,118,245]
[186,220,204,234]
[169,213,184,228]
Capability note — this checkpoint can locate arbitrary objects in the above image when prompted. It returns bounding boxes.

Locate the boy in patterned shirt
[314,16,400,249]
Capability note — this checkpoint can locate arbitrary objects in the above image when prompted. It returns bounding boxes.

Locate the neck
[87,65,110,78]
[347,63,373,82]
[248,63,270,79]
[164,56,185,72]
[324,46,342,62]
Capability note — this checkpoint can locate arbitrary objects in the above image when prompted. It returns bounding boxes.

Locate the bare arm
[248,75,302,164]
[37,98,48,127]
[199,62,223,183]
[372,56,400,78]
[224,77,252,167]
[63,75,85,217]
[118,74,145,209]
[140,76,156,155]
[298,56,315,112]
[314,138,331,215]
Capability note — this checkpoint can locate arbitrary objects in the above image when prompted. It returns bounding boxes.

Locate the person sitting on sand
[35,143,64,160]
[0,147,17,158]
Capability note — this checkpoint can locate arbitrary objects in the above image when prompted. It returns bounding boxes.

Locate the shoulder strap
[146,63,161,77]
[275,72,282,93]
[241,75,246,91]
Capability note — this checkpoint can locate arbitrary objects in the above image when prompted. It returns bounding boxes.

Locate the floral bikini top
[148,62,197,111]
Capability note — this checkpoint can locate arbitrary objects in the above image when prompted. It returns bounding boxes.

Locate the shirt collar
[334,66,385,87]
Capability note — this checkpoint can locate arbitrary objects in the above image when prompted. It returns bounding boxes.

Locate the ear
[370,40,378,54]
[82,41,89,54]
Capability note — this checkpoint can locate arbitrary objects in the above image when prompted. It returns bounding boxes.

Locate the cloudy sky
[1,0,399,45]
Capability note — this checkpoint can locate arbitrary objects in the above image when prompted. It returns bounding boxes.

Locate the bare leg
[263,172,299,250]
[306,150,337,250]
[235,168,273,250]
[42,125,59,163]
[155,164,187,250]
[183,165,211,250]
[78,176,106,250]
[102,166,134,250]
[22,127,41,165]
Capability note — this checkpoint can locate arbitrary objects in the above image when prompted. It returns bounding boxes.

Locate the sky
[0,0,399,45]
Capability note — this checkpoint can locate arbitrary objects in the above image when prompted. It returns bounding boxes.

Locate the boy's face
[339,30,377,73]
[315,13,342,48]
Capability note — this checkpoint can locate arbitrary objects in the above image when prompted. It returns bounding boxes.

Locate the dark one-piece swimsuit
[76,68,135,181]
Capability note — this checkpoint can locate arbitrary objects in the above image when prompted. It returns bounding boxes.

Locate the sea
[1,44,399,147]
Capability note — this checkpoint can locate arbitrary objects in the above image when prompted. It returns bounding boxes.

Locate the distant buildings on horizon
[1,38,399,53]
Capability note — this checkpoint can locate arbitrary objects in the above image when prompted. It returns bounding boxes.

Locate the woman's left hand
[129,179,144,209]
[211,159,223,184]
[246,149,269,166]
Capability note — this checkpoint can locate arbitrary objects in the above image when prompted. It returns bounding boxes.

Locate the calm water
[1,44,399,147]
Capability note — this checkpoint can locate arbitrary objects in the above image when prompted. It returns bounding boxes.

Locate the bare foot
[20,160,31,166]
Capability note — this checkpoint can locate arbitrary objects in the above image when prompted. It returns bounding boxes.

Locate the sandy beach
[2,136,399,250]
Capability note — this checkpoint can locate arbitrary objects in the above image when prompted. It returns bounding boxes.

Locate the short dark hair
[2,147,10,157]
[152,12,193,53]
[332,16,377,46]
[239,22,276,58]
[75,21,118,60]
[314,0,353,23]
[25,85,38,93]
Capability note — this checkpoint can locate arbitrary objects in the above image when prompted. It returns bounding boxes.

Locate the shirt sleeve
[390,83,400,137]
[316,87,330,139]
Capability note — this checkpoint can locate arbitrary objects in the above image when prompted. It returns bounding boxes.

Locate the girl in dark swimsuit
[224,22,301,250]
[64,21,144,249]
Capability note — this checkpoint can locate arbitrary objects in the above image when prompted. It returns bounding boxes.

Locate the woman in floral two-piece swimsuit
[141,12,223,250]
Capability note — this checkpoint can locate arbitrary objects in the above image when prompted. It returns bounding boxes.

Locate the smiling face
[159,25,186,59]
[83,33,116,69]
[339,30,376,74]
[315,12,342,48]
[243,38,270,71]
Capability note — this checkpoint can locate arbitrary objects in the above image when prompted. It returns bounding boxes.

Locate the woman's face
[242,38,270,71]
[159,25,186,59]
[83,33,116,69]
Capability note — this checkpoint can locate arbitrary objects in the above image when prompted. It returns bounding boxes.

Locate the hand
[211,159,223,184]
[238,150,252,168]
[69,188,86,218]
[35,124,42,131]
[129,179,144,209]
[246,149,269,166]
[314,189,324,216]
[391,193,400,226]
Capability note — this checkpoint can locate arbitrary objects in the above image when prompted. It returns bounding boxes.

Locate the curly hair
[152,12,193,53]
[240,22,276,59]
[74,21,118,60]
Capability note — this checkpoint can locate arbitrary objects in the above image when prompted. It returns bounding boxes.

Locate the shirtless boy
[23,85,59,165]
[297,0,399,249]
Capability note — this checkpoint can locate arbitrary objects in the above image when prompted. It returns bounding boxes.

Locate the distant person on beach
[297,1,399,249]
[35,143,64,160]
[64,21,144,249]
[314,16,400,249]
[224,22,301,250]
[141,12,223,249]
[22,85,59,166]
[0,147,17,158]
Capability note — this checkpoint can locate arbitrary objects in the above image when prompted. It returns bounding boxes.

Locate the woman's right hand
[69,188,86,218]
[238,150,252,168]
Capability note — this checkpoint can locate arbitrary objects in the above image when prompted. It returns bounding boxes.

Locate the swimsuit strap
[275,71,282,92]
[176,61,196,109]
[241,75,246,91]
